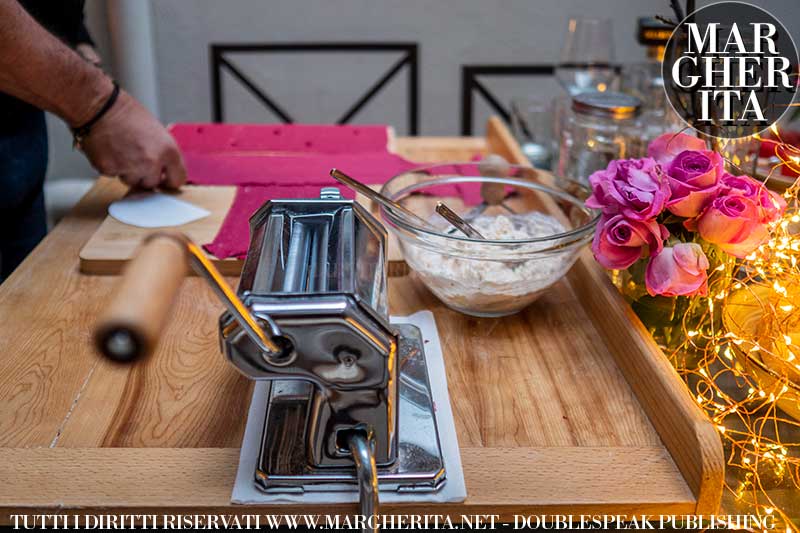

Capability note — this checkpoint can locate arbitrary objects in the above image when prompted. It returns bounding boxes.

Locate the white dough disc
[108,192,210,228]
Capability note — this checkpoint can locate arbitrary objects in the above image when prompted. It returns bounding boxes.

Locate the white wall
[152,0,666,134]
[45,0,800,180]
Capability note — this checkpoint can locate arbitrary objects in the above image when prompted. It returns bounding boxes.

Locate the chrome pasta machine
[94,186,446,521]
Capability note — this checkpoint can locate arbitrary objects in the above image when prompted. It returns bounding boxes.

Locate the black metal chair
[460,63,627,135]
[210,42,419,134]
[460,64,556,136]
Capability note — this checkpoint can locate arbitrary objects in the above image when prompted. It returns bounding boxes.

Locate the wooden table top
[0,135,718,520]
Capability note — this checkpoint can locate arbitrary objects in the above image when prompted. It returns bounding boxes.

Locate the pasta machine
[94,186,447,523]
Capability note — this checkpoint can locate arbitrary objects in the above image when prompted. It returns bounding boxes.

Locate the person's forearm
[0,0,112,127]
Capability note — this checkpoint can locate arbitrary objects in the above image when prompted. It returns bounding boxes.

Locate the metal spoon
[435,202,485,239]
[329,168,434,229]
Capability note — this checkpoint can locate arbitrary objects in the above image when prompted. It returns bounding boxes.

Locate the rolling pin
[93,233,189,362]
[94,232,286,363]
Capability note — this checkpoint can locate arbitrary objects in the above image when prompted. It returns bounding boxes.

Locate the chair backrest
[460,64,555,136]
[460,63,625,135]
[210,42,419,135]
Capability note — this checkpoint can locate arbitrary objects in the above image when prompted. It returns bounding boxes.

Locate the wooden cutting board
[80,186,234,275]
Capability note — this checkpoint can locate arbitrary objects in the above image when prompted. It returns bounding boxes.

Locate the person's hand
[80,90,187,189]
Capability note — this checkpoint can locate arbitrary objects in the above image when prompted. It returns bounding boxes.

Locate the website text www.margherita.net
[7,513,776,530]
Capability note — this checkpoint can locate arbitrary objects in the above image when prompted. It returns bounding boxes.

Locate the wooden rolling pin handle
[94,233,189,362]
[479,154,511,206]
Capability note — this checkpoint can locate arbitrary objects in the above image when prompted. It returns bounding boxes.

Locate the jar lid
[637,17,672,47]
[571,91,642,120]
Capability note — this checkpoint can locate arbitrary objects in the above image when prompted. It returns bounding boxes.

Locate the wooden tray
[0,120,723,520]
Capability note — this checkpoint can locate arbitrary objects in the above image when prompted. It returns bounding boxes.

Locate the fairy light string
[658,126,800,531]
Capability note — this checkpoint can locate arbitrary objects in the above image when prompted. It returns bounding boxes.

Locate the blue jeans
[0,101,48,282]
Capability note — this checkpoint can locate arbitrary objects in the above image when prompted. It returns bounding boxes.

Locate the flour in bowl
[403,212,577,315]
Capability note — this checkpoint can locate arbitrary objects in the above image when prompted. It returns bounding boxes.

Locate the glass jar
[557,91,645,184]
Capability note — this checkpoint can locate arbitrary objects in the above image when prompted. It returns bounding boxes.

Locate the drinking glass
[555,17,616,96]
[510,96,553,169]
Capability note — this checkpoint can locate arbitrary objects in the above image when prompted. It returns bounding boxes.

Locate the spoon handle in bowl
[435,202,486,239]
[330,168,434,229]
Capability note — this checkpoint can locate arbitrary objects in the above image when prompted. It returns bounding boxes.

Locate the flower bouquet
[586,132,787,348]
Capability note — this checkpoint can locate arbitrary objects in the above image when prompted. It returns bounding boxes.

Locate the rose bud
[645,243,710,297]
[647,132,707,166]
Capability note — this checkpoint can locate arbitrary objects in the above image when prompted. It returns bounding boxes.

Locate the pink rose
[592,214,669,270]
[647,132,707,166]
[663,150,724,217]
[645,243,709,297]
[586,157,670,220]
[695,195,769,258]
[720,173,760,197]
[721,173,786,223]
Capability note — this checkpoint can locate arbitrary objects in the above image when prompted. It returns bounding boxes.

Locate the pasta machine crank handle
[94,232,289,363]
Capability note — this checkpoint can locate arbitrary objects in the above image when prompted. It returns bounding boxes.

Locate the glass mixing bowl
[379,162,599,317]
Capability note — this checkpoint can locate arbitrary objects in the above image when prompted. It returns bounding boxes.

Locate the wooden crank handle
[94,233,189,362]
